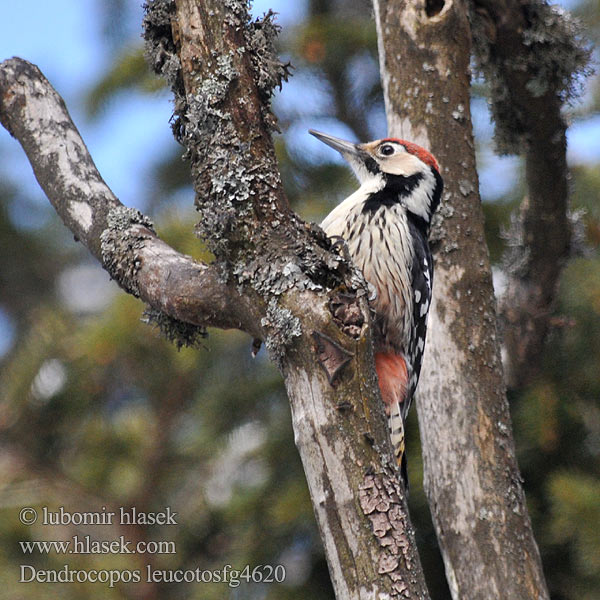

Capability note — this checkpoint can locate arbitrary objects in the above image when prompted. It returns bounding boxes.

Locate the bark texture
[372,0,549,598]
[0,0,434,596]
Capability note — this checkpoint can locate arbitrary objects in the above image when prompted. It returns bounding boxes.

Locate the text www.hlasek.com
[19,536,175,555]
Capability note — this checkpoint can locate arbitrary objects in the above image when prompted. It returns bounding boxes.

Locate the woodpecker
[310,129,443,484]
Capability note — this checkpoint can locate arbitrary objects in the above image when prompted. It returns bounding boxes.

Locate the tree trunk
[372,1,549,598]
[469,0,587,391]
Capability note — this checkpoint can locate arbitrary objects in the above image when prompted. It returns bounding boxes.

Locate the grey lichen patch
[231,219,365,306]
[568,207,591,258]
[470,1,591,154]
[246,10,291,104]
[193,52,240,119]
[359,468,414,598]
[142,0,181,92]
[223,0,251,26]
[176,46,285,257]
[100,206,155,297]
[234,255,326,297]
[260,298,301,365]
[142,0,187,152]
[458,179,475,196]
[181,51,239,153]
[429,199,454,248]
[142,307,207,350]
[223,4,291,132]
[180,52,253,254]
[500,209,531,278]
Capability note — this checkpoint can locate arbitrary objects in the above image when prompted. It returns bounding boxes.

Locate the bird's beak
[309,129,374,184]
[309,129,360,158]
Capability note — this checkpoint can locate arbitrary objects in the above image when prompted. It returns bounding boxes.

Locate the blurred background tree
[0,1,598,599]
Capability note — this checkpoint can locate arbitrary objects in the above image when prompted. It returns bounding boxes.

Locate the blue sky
[0,0,598,356]
[0,1,311,207]
[0,0,171,210]
[0,0,598,206]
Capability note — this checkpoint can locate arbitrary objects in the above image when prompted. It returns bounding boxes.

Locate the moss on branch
[471,0,590,154]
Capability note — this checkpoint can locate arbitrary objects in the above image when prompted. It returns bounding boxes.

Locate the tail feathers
[375,352,410,489]
[386,399,405,466]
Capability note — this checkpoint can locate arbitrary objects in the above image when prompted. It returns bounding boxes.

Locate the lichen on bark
[260,298,302,364]
[100,206,155,297]
[100,205,211,348]
[142,307,208,349]
[142,0,182,93]
[142,0,291,263]
[470,0,590,154]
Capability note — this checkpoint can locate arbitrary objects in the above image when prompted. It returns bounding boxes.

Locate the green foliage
[85,48,165,118]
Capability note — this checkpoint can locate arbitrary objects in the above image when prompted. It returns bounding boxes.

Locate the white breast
[322,186,414,356]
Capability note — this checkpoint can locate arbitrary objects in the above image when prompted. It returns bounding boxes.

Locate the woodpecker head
[309,129,443,226]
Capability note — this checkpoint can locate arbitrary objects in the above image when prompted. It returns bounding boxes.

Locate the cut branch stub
[311,330,354,386]
[330,292,366,339]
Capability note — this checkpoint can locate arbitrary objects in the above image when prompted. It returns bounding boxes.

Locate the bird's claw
[329,235,352,262]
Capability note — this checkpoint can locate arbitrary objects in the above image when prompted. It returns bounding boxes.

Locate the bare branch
[0,57,255,335]
[470,0,590,388]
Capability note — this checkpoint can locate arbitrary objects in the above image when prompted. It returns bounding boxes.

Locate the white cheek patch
[382,153,423,176]
[403,181,433,222]
[381,155,437,223]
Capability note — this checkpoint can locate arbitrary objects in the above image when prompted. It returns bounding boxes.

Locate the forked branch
[0,0,434,594]
[0,57,255,337]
